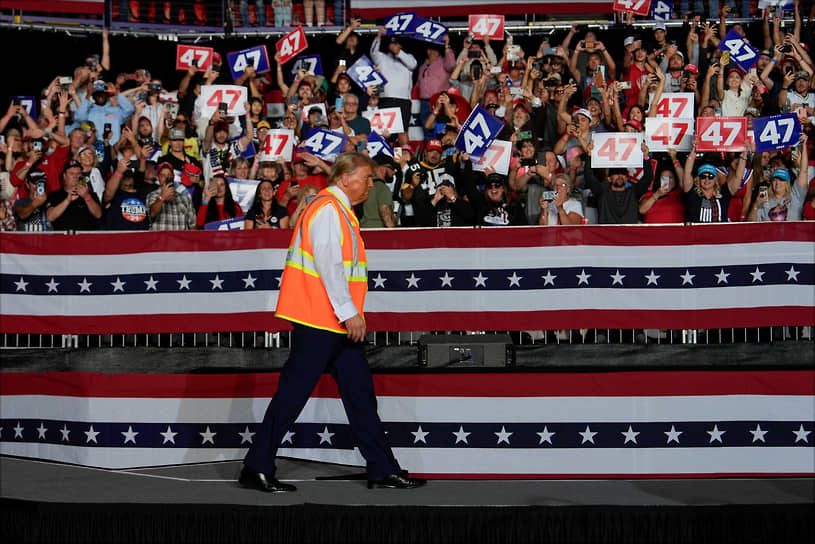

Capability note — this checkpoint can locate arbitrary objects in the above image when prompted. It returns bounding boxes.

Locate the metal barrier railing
[2,327,811,350]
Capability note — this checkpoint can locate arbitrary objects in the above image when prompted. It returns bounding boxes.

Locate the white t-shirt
[544,198,583,225]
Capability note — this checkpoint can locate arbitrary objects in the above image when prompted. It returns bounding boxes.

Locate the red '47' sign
[176,45,213,72]
[696,117,747,152]
[276,26,308,65]
[612,0,652,16]
[468,15,504,40]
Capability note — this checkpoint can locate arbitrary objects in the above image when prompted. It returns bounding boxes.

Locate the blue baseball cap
[770,168,791,182]
[697,164,717,177]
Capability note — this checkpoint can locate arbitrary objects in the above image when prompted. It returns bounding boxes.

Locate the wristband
[25,162,32,168]
[84,195,92,201]
[201,200,209,205]
[3,115,10,121]
[159,196,165,202]
[673,160,681,167]
[771,58,777,63]
[113,171,122,178]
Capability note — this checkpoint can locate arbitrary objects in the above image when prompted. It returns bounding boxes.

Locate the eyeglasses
[175,119,188,124]
[284,117,297,122]
[699,173,716,180]
[555,182,570,188]
[487,182,504,189]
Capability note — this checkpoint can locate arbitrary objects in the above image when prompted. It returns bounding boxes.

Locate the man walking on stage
[239,152,427,492]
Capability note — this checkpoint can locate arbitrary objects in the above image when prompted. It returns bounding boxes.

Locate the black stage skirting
[3,499,814,544]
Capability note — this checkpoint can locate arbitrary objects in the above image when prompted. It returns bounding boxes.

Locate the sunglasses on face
[699,173,716,180]
[487,182,503,189]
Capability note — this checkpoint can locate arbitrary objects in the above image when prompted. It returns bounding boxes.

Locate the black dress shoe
[367,473,427,489]
[239,466,296,492]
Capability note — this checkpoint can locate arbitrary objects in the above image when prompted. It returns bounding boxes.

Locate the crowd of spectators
[1,3,814,233]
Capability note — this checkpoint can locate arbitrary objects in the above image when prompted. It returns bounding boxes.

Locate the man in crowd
[45,160,102,231]
[370,28,417,147]
[146,162,196,230]
[359,154,397,228]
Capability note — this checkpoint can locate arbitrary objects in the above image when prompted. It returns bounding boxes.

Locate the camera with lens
[780,45,792,53]
[542,190,558,200]
[531,58,544,72]
[149,82,161,92]
[519,158,537,167]
[138,136,155,148]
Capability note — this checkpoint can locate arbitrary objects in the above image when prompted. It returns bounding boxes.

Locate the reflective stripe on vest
[284,194,368,282]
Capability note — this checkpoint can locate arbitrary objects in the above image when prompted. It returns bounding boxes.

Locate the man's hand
[28,148,43,164]
[343,314,366,342]
[76,181,91,200]
[161,181,175,202]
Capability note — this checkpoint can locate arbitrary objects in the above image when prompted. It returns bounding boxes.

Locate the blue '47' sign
[347,55,388,91]
[651,0,672,21]
[412,18,448,45]
[226,45,270,80]
[384,12,418,35]
[718,29,758,71]
[753,113,801,153]
[454,105,504,158]
[366,132,394,158]
[301,128,348,162]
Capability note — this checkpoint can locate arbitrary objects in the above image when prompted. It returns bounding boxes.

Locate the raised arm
[681,140,697,193]
[796,134,809,189]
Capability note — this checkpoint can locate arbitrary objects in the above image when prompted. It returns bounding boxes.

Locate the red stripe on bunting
[365,307,815,331]
[2,370,812,398]
[1,223,813,255]
[2,307,813,334]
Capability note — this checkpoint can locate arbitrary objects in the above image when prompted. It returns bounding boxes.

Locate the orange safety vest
[275,188,368,334]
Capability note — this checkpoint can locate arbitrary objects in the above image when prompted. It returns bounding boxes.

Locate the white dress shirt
[309,186,361,323]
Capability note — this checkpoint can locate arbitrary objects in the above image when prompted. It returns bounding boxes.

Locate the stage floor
[2,455,813,507]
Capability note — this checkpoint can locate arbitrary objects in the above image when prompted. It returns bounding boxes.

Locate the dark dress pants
[244,323,402,480]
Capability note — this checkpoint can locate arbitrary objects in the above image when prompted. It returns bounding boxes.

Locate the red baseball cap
[425,139,443,152]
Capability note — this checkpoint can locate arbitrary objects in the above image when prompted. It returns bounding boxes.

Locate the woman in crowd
[537,172,583,226]
[638,152,686,224]
[243,178,289,229]
[681,140,744,223]
[75,145,105,201]
[230,157,252,180]
[197,174,243,227]
[748,135,810,222]
[718,60,758,117]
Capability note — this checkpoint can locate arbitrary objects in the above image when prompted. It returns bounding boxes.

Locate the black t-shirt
[45,189,100,231]
[104,182,153,230]
[245,202,288,229]
[14,196,49,231]
[683,183,733,223]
